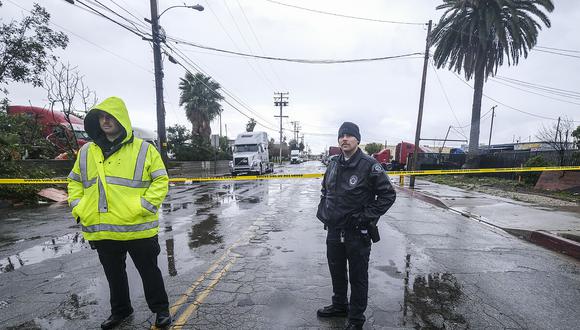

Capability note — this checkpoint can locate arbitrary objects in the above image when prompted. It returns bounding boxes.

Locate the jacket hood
[84,96,133,143]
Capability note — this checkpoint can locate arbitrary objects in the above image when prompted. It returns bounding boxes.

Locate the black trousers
[327,230,371,325]
[93,236,169,316]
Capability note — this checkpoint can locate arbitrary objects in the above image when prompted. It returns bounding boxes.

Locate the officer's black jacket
[317,148,396,230]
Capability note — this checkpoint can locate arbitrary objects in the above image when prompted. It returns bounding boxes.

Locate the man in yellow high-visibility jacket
[67,96,171,329]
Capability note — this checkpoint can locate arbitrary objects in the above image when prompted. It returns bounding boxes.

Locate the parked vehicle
[290,149,301,164]
[386,142,431,171]
[7,105,90,154]
[230,131,274,175]
[322,146,342,165]
[372,148,391,169]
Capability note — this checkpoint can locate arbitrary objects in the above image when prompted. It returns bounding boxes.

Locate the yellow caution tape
[1,166,579,185]
[386,165,580,176]
[0,178,68,184]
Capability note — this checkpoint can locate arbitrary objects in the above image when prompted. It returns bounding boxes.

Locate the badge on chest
[349,175,358,186]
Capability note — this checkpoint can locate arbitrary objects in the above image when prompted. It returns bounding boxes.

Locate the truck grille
[234,157,248,165]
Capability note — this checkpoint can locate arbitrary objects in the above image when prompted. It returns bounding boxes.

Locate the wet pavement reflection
[188,213,223,249]
[0,232,86,273]
[401,252,467,329]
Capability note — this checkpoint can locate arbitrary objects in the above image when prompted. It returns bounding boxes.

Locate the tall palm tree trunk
[466,61,486,168]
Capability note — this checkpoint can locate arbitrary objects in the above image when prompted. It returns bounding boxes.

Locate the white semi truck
[230,131,274,175]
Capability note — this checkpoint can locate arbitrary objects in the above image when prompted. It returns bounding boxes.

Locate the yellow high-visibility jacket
[67,97,168,241]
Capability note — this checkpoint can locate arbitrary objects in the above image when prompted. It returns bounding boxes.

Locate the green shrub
[521,155,550,185]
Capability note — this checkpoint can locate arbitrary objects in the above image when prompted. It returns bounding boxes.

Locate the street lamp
[158,4,204,18]
[148,1,203,164]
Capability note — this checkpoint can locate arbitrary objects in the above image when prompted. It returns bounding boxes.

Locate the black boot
[100,311,132,329]
[317,304,348,317]
[155,310,172,328]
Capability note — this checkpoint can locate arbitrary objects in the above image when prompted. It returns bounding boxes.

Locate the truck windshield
[234,144,258,152]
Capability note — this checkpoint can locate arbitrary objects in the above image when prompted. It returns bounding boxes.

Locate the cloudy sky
[3,0,580,154]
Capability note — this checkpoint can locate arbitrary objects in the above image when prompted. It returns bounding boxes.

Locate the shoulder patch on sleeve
[372,163,384,174]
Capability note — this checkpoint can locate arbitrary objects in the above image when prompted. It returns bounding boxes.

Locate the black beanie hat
[338,122,361,142]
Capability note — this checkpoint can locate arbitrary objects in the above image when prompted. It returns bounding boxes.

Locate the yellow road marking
[171,257,238,329]
[168,236,243,317]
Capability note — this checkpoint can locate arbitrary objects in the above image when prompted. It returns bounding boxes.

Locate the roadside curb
[395,185,580,260]
[394,185,449,209]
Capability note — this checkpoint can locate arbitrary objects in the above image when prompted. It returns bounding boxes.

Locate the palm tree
[178,72,223,143]
[431,0,553,166]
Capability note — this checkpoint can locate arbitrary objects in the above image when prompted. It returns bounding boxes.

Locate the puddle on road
[188,213,223,249]
[0,232,86,273]
[402,254,469,329]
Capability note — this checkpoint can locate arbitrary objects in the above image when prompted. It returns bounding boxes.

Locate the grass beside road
[421,174,580,205]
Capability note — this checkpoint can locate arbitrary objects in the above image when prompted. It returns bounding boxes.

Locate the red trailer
[323,146,342,165]
[387,142,428,170]
[372,149,391,168]
[7,105,90,153]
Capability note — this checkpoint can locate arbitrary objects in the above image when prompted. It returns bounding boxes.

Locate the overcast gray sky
[3,0,580,153]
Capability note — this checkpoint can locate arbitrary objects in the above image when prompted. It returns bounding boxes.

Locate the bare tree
[536,117,574,166]
[43,60,97,155]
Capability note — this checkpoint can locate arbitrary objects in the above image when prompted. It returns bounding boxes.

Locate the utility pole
[149,0,168,164]
[219,112,222,137]
[555,116,561,142]
[290,121,301,142]
[274,92,289,163]
[410,20,432,189]
[488,105,497,149]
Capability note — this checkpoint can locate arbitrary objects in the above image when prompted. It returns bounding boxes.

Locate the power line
[72,0,147,39]
[429,61,468,139]
[108,0,150,29]
[203,0,275,91]
[64,0,280,131]
[166,37,424,64]
[536,45,580,54]
[264,0,426,25]
[452,106,495,129]
[495,75,580,98]
[163,45,279,133]
[451,72,567,121]
[221,0,278,90]
[236,0,287,90]
[489,78,580,106]
[74,0,424,65]
[166,44,279,128]
[533,48,580,60]
[86,0,150,34]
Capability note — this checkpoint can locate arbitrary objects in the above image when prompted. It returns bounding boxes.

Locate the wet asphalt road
[1,161,580,329]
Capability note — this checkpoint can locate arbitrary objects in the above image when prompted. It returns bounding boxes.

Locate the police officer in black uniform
[316,122,396,329]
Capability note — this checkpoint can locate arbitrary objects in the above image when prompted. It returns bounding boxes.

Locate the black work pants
[93,236,169,316]
[326,230,371,325]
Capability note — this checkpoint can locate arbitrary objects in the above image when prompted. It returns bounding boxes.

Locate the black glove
[367,221,381,243]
